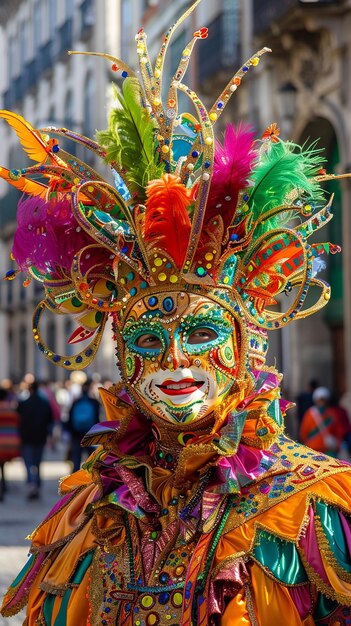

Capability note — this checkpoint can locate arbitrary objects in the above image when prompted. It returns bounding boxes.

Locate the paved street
[0,446,71,626]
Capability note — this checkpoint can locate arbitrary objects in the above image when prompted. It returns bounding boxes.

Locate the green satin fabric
[42,551,94,626]
[313,592,338,620]
[316,501,351,573]
[71,551,94,584]
[54,590,71,626]
[43,594,56,625]
[253,529,308,584]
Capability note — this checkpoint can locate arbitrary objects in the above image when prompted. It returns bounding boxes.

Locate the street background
[0,448,69,626]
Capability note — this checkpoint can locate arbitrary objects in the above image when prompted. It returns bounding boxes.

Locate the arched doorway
[298,117,344,397]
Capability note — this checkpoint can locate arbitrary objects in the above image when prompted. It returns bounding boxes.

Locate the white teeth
[165,382,195,390]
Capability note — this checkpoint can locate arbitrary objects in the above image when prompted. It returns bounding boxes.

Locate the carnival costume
[2,1,351,624]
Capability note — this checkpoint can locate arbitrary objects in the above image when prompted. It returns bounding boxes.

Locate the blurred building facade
[0,0,350,403]
[247,0,351,402]
[0,0,120,383]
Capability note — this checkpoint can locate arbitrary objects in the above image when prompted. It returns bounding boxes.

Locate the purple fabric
[298,505,329,584]
[230,444,276,481]
[287,584,313,619]
[5,553,46,610]
[339,511,351,555]
[213,444,277,490]
[97,453,160,517]
[118,388,134,405]
[117,411,151,456]
[208,558,250,616]
[111,484,138,512]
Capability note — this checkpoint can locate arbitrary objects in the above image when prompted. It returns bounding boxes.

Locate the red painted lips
[157,378,204,396]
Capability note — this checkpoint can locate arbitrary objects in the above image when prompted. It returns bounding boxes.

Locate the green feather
[96,78,163,203]
[249,140,326,238]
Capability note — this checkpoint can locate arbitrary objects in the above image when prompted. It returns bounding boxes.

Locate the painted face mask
[120,292,240,424]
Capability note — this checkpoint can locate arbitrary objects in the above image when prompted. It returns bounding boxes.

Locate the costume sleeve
[212,471,351,626]
[0,470,125,625]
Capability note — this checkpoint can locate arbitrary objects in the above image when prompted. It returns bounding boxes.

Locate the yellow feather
[0,110,51,163]
[0,166,48,198]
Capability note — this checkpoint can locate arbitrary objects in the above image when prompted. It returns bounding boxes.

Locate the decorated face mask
[120,292,240,424]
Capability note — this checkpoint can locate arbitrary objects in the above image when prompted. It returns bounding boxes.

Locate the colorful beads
[163,297,174,312]
[140,595,155,609]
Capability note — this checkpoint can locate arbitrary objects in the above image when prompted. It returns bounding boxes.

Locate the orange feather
[0,166,48,198]
[0,110,61,165]
[144,174,192,268]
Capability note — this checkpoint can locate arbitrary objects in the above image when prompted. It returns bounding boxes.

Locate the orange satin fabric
[220,587,252,625]
[249,564,314,626]
[31,483,99,549]
[215,470,351,571]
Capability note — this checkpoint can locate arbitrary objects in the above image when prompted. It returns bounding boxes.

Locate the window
[48,105,55,125]
[49,0,56,38]
[19,326,27,378]
[33,1,42,50]
[66,0,74,18]
[47,321,57,381]
[64,91,73,128]
[20,284,26,304]
[19,22,29,68]
[82,72,95,163]
[121,0,132,57]
[7,280,13,308]
[63,91,76,154]
[64,318,74,356]
[83,71,95,137]
[169,31,186,78]
[7,35,16,81]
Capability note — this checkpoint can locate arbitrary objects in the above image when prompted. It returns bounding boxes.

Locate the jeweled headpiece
[1,0,342,371]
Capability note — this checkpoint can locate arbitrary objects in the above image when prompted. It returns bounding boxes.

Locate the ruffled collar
[81,369,289,526]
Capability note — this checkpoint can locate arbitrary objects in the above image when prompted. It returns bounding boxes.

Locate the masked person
[2,3,351,624]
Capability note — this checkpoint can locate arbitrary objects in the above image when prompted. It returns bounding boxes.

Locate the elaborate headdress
[1,0,342,372]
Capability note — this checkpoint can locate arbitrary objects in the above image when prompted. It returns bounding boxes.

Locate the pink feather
[205,124,256,229]
[12,196,94,274]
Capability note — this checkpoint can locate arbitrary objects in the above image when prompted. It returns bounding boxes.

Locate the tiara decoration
[0,0,343,370]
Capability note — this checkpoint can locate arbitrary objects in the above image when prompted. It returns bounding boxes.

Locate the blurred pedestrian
[296,378,318,425]
[18,380,53,499]
[299,386,350,457]
[0,378,18,407]
[0,387,20,501]
[39,380,62,449]
[66,381,100,472]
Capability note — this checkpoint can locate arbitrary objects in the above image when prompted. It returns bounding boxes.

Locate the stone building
[247,0,351,403]
[0,0,120,383]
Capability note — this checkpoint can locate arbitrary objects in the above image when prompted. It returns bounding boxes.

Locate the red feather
[206,124,256,230]
[144,174,192,268]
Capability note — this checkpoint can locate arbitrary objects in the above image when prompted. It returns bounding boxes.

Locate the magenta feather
[12,196,93,273]
[205,124,256,229]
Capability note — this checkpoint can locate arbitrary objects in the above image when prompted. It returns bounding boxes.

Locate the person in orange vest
[299,386,350,456]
